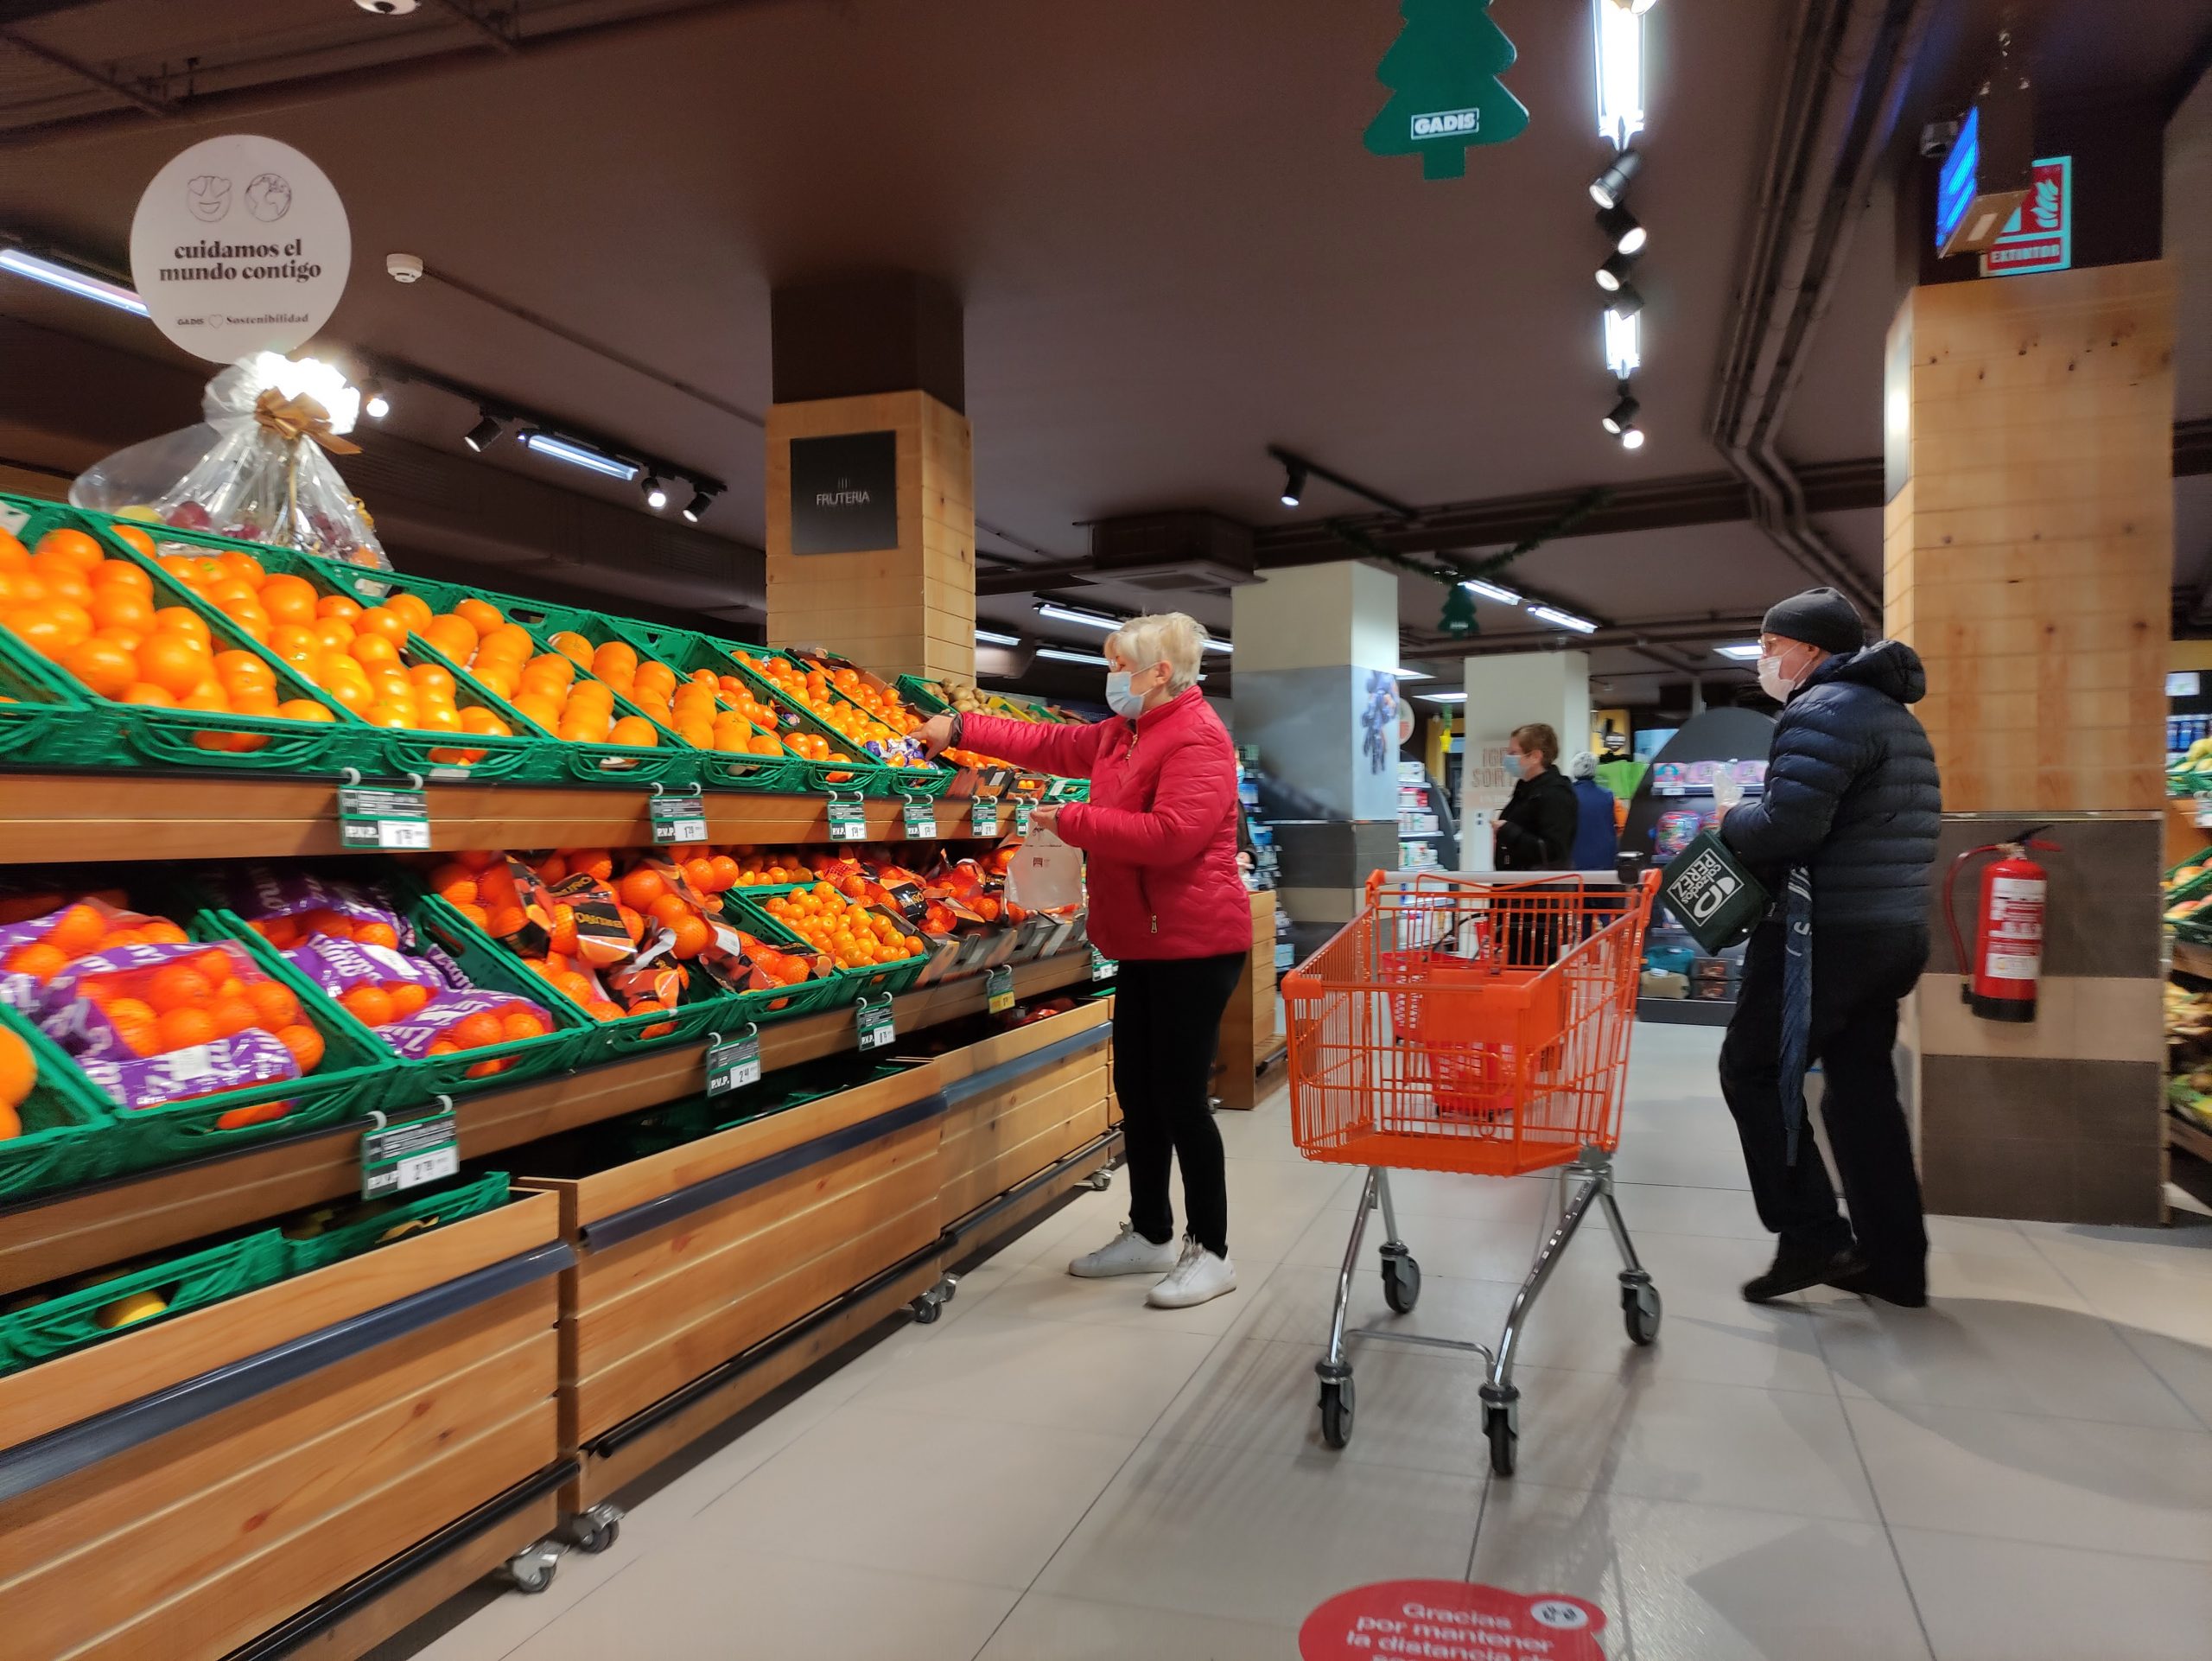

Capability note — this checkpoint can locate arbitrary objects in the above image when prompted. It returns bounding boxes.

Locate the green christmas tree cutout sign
[1364,0,1530,178]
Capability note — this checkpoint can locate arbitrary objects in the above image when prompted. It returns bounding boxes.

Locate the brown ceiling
[0,0,2207,703]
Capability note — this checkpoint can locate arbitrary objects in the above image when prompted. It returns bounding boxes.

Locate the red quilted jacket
[958,689,1252,962]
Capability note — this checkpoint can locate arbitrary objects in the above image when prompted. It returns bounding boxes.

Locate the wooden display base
[0,951,1095,1297]
[1214,890,1281,1111]
[0,772,999,863]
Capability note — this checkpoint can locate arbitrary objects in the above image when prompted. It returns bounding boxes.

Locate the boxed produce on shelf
[283,1168,513,1273]
[0,883,394,1168]
[0,1000,123,1202]
[0,640,95,772]
[0,1224,291,1377]
[727,646,952,797]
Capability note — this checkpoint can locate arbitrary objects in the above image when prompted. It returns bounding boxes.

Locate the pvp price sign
[827,799,868,842]
[337,786,430,850]
[360,1110,459,1200]
[650,793,709,844]
[704,1030,760,1097]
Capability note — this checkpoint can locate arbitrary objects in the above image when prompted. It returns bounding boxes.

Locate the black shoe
[1742,1242,1859,1304]
[1827,1259,1929,1308]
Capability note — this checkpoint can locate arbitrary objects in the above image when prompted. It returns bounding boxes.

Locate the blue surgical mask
[1105,671,1146,718]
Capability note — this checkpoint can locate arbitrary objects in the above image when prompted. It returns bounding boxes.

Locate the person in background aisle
[1496,723,1576,872]
[1713,587,1941,1308]
[1567,751,1618,871]
[918,612,1250,1309]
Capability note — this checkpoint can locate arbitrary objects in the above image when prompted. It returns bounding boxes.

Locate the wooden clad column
[764,273,975,682]
[1884,258,2176,1225]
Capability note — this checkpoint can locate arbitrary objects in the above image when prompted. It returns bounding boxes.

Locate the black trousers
[1719,922,1930,1281]
[1113,952,1247,1257]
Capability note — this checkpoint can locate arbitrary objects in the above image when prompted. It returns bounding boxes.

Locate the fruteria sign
[129,133,351,362]
[1980,156,2071,278]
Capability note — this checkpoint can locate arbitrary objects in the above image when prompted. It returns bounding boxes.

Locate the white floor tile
[1470,1482,1931,1661]
[975,1590,1296,1659]
[1282,1202,1542,1276]
[690,1403,1137,1589]
[1222,1257,1522,1350]
[963,1256,1274,1337]
[1894,1528,2212,1661]
[1843,1396,2212,1561]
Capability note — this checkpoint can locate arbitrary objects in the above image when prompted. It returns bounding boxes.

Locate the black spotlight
[681,486,717,525]
[1596,251,1640,292]
[1589,149,1643,210]
[1279,461,1306,509]
[1605,283,1645,321]
[463,411,505,452]
[642,474,669,511]
[1601,391,1640,436]
[1595,204,1646,255]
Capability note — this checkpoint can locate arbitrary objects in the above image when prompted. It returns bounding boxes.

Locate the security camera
[385,251,424,284]
[356,0,420,14]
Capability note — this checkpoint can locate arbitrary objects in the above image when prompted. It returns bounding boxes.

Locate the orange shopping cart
[1285,868,1661,1475]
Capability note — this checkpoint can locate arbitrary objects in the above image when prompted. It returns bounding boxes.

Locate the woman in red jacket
[920,612,1251,1309]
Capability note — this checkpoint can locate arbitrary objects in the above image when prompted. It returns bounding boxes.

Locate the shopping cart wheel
[1380,1247,1421,1315]
[1621,1278,1662,1346]
[1319,1378,1355,1449]
[1479,1384,1518,1477]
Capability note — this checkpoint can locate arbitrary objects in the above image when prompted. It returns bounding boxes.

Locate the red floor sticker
[1301,1581,1607,1661]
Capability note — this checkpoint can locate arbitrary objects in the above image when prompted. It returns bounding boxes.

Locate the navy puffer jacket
[1720,640,1942,930]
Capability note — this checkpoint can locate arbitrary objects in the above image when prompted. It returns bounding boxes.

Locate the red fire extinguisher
[1942,829,2058,1023]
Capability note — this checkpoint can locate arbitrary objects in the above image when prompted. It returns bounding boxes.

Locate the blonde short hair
[1510,722,1560,766]
[1105,612,1206,692]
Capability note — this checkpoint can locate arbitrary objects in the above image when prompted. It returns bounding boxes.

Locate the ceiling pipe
[1400,614,1766,661]
[1708,0,1935,619]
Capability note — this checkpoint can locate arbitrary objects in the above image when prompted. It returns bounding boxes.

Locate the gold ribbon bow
[252,388,361,455]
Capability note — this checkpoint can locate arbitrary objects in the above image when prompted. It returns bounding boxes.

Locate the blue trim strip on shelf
[937,1022,1109,1108]
[0,1240,572,1504]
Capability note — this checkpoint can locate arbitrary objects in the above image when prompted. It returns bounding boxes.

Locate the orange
[178,684,231,714]
[550,631,594,666]
[275,1023,325,1071]
[508,691,563,731]
[616,869,666,911]
[212,647,273,688]
[312,616,358,652]
[454,901,491,931]
[648,892,692,926]
[348,633,399,668]
[120,682,176,707]
[423,614,478,660]
[137,633,213,697]
[43,903,108,958]
[90,556,152,593]
[315,594,362,620]
[385,982,431,1018]
[257,575,321,625]
[276,698,337,722]
[354,605,410,645]
[34,528,103,568]
[206,576,259,609]
[340,984,394,1027]
[454,597,505,635]
[448,1009,505,1049]
[565,848,615,881]
[87,587,153,633]
[551,971,596,1005]
[155,1007,218,1051]
[60,638,137,699]
[207,996,259,1038]
[145,961,214,1013]
[669,915,709,959]
[385,591,434,631]
[591,641,637,679]
[245,979,299,1028]
[151,606,210,645]
[485,904,527,939]
[354,921,399,949]
[477,623,533,660]
[4,941,67,981]
[609,716,658,747]
[583,1000,625,1021]
[215,550,266,586]
[501,1010,549,1041]
[407,662,456,697]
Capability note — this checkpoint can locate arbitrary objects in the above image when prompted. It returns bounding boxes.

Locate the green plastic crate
[105,531,574,788]
[194,890,594,1104]
[0,643,103,771]
[295,563,702,790]
[704,646,934,799]
[755,647,954,799]
[719,887,928,1004]
[0,506,387,778]
[0,1001,124,1202]
[85,922,400,1172]
[0,1226,289,1376]
[284,1169,512,1274]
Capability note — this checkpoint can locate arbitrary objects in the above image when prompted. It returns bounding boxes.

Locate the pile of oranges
[798,656,1018,773]
[402,597,658,749]
[760,882,925,971]
[0,525,344,752]
[735,652,928,769]
[553,633,790,757]
[0,1027,31,1140]
[149,557,514,763]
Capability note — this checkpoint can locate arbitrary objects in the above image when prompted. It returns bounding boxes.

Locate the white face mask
[1758,643,1815,703]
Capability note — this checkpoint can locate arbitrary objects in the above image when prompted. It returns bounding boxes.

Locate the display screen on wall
[789,430,898,554]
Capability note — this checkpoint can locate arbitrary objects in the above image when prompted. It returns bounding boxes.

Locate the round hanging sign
[129,133,351,362]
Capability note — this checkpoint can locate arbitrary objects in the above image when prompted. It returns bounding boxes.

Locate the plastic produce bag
[1004,823,1085,913]
[71,351,390,569]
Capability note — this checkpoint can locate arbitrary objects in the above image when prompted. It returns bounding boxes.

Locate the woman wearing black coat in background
[1496,723,1577,872]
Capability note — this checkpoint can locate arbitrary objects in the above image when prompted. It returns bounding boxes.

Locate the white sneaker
[1146,1236,1237,1308]
[1068,1223,1181,1279]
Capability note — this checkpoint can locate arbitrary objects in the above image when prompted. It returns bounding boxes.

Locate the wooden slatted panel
[938,1060,1112,1225]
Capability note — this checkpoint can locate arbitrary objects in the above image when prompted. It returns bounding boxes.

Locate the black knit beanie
[1761,588,1865,657]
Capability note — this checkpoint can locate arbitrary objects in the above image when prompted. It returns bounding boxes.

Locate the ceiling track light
[1279,461,1306,509]
[1605,283,1645,321]
[1596,251,1640,293]
[642,474,669,511]
[681,485,717,524]
[1589,148,1643,210]
[1618,424,1647,450]
[1594,204,1646,255]
[1461,578,1522,606]
[1601,388,1640,436]
[463,411,506,453]
[359,378,391,420]
[518,429,639,480]
[1529,604,1600,634]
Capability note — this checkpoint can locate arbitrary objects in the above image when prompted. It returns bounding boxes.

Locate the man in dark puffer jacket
[1716,588,1941,1308]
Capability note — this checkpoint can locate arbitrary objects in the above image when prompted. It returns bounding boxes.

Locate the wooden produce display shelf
[0,951,1095,1296]
[0,771,1000,863]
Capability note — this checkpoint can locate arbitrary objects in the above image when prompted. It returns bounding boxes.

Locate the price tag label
[856,998,896,1051]
[650,794,709,844]
[827,799,868,842]
[986,964,1015,1013]
[969,795,999,837]
[1013,799,1033,836]
[1090,947,1118,982]
[901,799,937,839]
[361,1109,459,1200]
[704,1031,761,1097]
[338,786,431,851]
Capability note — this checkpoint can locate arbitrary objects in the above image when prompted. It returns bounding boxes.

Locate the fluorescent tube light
[1035,646,1109,666]
[1462,579,1522,606]
[1604,308,1640,379]
[0,246,149,315]
[518,430,639,481]
[975,627,1021,646]
[1035,602,1119,632]
[1203,637,1232,654]
[1716,643,1762,660]
[1592,0,1645,150]
[1529,605,1599,634]
[1391,668,1431,681]
[1418,690,1470,703]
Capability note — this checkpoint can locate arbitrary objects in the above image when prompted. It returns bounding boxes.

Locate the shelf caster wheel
[911,1276,957,1325]
[569,1503,624,1555]
[504,1543,561,1595]
[1319,1377,1355,1450]
[1381,1248,1421,1314]
[1480,1384,1518,1477]
[1621,1279,1662,1346]
[1084,1168,1113,1192]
